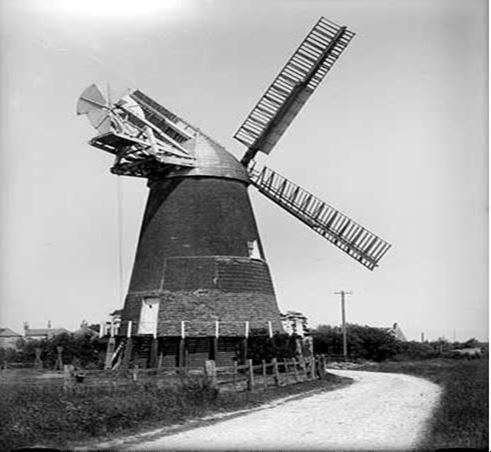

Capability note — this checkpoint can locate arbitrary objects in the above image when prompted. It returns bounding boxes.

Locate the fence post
[310,357,316,379]
[272,358,280,386]
[300,358,308,380]
[247,359,254,391]
[319,355,327,379]
[34,347,43,369]
[204,360,217,390]
[56,346,64,371]
[63,364,74,391]
[292,358,299,381]
[132,364,139,382]
[262,360,267,388]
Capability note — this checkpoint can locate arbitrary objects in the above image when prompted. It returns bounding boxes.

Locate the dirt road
[104,369,442,451]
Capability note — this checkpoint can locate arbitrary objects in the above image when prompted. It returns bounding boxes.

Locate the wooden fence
[0,355,330,393]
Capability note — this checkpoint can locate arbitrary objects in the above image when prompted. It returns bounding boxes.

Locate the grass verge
[0,372,351,451]
[358,358,488,450]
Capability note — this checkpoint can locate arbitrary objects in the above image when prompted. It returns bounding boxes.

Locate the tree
[311,324,402,361]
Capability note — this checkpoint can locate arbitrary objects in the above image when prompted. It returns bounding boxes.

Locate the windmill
[77,17,391,369]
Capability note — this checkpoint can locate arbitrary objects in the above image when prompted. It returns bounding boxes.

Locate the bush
[247,331,298,364]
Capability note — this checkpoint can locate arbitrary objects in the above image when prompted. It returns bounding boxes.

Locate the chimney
[47,320,52,329]
[23,321,29,336]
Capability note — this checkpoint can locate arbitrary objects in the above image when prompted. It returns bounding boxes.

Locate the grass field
[0,371,350,451]
[359,358,488,450]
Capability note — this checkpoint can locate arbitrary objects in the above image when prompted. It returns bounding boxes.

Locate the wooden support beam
[241,337,248,364]
[149,337,159,368]
[262,360,267,388]
[212,337,218,361]
[179,337,186,369]
[122,337,134,369]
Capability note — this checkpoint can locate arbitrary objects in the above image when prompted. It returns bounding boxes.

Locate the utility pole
[334,290,352,361]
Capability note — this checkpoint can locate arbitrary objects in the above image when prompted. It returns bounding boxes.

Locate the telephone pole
[334,290,352,361]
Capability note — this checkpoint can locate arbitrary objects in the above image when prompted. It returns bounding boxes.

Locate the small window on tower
[247,240,261,259]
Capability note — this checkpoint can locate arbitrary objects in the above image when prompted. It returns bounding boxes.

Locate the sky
[0,0,488,342]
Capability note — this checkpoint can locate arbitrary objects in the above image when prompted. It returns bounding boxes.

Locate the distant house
[23,322,70,341]
[384,322,407,342]
[0,328,22,349]
[280,311,309,337]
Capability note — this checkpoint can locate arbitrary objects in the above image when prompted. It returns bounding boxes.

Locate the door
[138,298,160,335]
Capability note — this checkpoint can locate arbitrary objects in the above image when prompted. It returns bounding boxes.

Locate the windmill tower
[77,17,391,368]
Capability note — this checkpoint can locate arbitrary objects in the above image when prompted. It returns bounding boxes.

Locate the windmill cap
[159,131,249,184]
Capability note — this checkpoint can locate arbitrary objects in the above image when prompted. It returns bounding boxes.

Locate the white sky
[0,0,488,342]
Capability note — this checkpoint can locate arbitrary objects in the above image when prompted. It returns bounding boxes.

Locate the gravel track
[102,370,442,451]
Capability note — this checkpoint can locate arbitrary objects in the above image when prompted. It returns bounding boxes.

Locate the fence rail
[1,355,332,392]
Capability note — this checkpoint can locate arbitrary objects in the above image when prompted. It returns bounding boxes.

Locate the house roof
[0,328,22,337]
[25,328,70,337]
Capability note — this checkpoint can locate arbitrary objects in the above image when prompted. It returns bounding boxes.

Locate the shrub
[247,331,298,364]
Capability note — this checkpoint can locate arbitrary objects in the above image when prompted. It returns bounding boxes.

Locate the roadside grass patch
[0,371,350,451]
[358,358,488,450]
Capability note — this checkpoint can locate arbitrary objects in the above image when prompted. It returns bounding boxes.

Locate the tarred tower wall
[122,176,283,336]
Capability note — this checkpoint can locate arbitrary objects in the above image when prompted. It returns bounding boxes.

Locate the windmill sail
[248,163,391,270]
[235,17,355,164]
